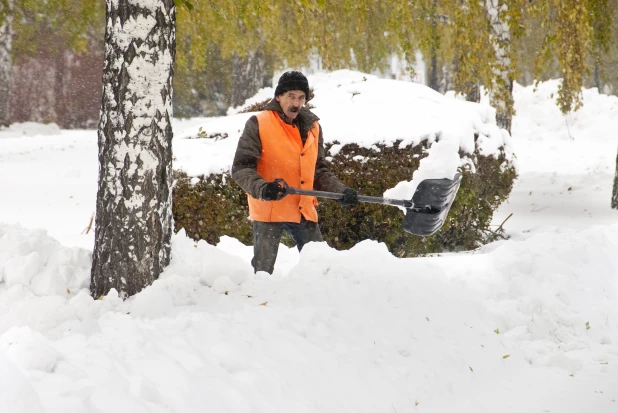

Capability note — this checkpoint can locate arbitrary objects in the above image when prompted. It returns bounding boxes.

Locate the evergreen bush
[173,139,516,256]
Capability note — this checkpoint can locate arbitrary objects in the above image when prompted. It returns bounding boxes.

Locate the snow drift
[1,221,617,412]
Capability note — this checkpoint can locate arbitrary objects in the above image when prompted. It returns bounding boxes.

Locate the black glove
[340,188,358,206]
[261,181,286,201]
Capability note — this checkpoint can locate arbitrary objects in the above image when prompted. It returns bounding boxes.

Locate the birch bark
[485,0,513,133]
[91,0,176,298]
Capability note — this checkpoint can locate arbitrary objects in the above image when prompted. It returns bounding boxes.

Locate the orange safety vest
[247,110,320,222]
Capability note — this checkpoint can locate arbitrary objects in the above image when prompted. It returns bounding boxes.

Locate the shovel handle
[274,179,414,208]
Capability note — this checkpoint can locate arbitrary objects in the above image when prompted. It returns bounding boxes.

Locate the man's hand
[261,181,286,201]
[340,188,358,206]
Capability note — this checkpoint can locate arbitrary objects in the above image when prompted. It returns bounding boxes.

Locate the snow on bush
[175,70,513,181]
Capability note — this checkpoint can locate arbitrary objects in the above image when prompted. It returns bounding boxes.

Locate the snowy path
[492,81,618,235]
[0,129,98,250]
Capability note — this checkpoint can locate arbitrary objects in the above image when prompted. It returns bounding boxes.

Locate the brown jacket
[231,99,347,200]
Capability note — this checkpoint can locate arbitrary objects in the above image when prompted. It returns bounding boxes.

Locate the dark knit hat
[274,71,310,99]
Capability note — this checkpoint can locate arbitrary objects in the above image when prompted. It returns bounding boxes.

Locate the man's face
[276,90,306,121]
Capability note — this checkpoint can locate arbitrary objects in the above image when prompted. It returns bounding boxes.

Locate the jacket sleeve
[313,123,348,193]
[231,116,267,199]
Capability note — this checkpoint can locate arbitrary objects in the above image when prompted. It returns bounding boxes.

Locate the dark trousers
[252,217,323,274]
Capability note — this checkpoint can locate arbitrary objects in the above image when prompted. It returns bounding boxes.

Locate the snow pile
[129,231,253,317]
[0,352,43,412]
[308,70,506,157]
[174,70,512,180]
[0,223,90,296]
[1,222,617,412]
[474,226,618,359]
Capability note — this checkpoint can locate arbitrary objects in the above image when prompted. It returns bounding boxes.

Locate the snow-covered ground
[492,80,618,234]
[1,73,617,412]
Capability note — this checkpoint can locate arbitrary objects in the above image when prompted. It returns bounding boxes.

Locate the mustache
[289,106,300,113]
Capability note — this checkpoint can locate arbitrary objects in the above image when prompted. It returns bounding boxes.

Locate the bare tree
[91,0,176,298]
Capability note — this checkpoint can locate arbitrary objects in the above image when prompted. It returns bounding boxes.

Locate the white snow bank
[0,223,252,308]
[0,352,43,412]
[173,70,512,179]
[308,70,505,157]
[512,80,618,143]
[0,223,91,296]
[1,222,617,412]
[128,230,253,317]
[472,225,618,356]
[0,327,61,373]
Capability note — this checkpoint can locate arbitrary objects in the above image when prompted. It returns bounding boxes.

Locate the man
[232,71,358,274]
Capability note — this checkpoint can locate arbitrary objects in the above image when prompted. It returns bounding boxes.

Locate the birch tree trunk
[0,0,13,127]
[91,0,176,299]
[485,0,513,133]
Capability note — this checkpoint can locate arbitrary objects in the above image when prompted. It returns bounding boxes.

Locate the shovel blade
[403,173,462,236]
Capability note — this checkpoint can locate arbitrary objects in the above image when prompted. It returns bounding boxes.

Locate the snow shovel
[274,172,462,236]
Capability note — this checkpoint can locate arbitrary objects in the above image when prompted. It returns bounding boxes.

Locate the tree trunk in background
[231,50,266,109]
[594,63,601,92]
[53,52,67,127]
[91,0,176,299]
[0,0,13,126]
[428,0,440,92]
[485,0,513,134]
[428,51,439,92]
[612,146,618,209]
[466,82,481,103]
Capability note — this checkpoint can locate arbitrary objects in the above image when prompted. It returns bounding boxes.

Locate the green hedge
[173,139,516,256]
